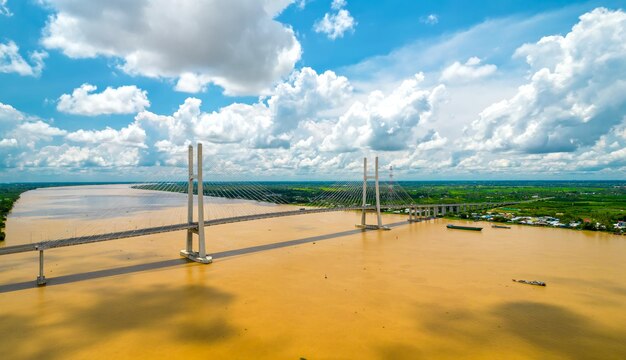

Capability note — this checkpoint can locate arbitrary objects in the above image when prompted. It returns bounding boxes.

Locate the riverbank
[0,184,41,241]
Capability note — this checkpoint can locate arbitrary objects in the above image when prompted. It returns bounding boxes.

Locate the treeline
[0,184,42,241]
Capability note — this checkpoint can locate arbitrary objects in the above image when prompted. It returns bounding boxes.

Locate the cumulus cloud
[0,0,11,16]
[440,57,497,83]
[137,67,353,154]
[469,8,626,154]
[331,0,346,10]
[66,124,146,147]
[269,67,353,134]
[57,84,150,116]
[0,41,48,76]
[420,14,438,25]
[1,68,446,175]
[1,101,148,168]
[40,0,301,95]
[322,73,446,152]
[0,102,66,167]
[314,1,356,40]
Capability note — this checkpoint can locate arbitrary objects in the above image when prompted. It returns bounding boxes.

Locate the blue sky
[1,0,626,181]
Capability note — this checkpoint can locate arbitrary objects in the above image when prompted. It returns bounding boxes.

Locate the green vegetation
[404,181,626,232]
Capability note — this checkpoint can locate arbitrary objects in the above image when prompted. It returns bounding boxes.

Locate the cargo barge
[446,224,483,231]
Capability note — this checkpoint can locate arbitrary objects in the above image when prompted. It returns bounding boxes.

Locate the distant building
[613,221,626,229]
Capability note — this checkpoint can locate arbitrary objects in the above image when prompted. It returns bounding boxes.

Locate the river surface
[1,185,625,359]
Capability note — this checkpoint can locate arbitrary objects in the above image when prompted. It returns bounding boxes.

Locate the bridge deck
[0,202,518,256]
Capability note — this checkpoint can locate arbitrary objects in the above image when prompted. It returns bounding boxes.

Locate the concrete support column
[361,157,367,227]
[37,248,46,286]
[186,145,193,253]
[197,143,206,258]
[375,157,382,228]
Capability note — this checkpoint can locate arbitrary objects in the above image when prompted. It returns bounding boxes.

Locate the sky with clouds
[1,0,626,181]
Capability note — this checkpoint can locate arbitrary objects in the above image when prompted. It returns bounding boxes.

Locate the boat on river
[446,224,483,231]
[492,225,511,229]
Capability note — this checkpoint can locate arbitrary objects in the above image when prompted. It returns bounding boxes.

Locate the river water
[1,185,625,359]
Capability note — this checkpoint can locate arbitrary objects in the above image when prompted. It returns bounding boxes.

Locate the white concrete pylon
[375,157,382,228]
[180,143,212,264]
[356,156,389,230]
[197,143,207,259]
[186,145,193,253]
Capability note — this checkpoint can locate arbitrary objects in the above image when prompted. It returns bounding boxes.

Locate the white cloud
[0,102,66,168]
[269,67,353,134]
[66,123,146,147]
[57,84,150,116]
[137,67,353,153]
[314,0,356,40]
[174,73,212,94]
[0,41,48,76]
[0,138,17,147]
[440,57,497,83]
[469,8,626,154]
[0,0,10,16]
[40,0,301,95]
[421,14,438,25]
[26,144,142,168]
[322,73,446,152]
[331,0,346,10]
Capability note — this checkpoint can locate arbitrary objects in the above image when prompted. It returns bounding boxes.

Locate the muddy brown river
[1,185,625,359]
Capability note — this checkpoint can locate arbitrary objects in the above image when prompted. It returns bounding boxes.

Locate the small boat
[492,225,511,229]
[512,279,546,286]
[446,224,482,231]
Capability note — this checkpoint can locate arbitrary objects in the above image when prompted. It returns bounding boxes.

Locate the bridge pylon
[356,157,390,230]
[180,143,212,264]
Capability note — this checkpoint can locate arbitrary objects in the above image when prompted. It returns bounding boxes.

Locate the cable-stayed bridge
[0,143,525,285]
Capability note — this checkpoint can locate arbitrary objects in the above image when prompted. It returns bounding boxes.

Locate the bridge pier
[180,143,212,264]
[356,157,389,230]
[36,248,46,286]
[408,206,420,223]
